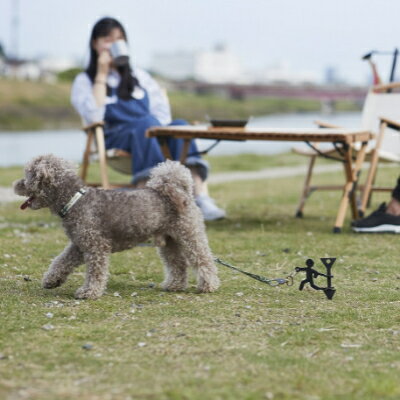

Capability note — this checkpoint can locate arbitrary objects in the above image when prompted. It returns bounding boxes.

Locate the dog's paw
[161,280,187,292]
[42,273,65,289]
[74,286,103,300]
[162,285,185,292]
[196,277,220,293]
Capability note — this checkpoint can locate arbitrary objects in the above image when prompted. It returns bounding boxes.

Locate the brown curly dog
[13,154,219,299]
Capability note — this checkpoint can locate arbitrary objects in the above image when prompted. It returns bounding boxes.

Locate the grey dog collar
[59,189,87,218]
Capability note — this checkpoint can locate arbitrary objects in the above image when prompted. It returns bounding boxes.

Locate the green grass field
[1,155,399,399]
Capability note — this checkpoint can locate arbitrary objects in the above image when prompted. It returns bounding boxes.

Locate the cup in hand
[110,40,130,66]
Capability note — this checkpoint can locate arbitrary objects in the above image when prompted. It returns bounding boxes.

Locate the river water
[0,112,361,167]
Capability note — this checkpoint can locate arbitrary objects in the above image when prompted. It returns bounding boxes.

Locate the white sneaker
[195,195,226,221]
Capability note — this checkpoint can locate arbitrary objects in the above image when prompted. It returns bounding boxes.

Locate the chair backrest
[361,90,400,155]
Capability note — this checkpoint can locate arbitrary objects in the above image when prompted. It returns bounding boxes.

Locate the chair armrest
[314,120,343,129]
[372,82,400,93]
[83,121,105,133]
[379,116,400,131]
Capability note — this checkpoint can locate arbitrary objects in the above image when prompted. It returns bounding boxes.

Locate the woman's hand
[93,49,111,107]
[97,49,112,77]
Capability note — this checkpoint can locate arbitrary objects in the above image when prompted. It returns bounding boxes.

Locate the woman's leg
[167,119,210,192]
[387,176,400,215]
[105,120,225,219]
[104,125,136,175]
[189,167,209,196]
[166,119,224,220]
[352,175,400,233]
[105,118,166,180]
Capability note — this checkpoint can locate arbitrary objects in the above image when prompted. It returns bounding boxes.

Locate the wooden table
[147,125,374,232]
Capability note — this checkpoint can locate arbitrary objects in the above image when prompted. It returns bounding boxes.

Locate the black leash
[214,257,336,300]
[214,258,295,287]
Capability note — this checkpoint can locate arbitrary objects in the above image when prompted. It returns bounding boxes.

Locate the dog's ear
[34,159,57,187]
[13,178,28,196]
[27,155,59,192]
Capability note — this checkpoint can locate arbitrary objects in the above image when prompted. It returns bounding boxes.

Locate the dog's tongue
[20,196,34,210]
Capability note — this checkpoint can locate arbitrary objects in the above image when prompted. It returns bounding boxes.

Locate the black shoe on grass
[352,203,400,233]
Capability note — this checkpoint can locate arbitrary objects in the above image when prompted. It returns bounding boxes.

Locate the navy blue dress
[103,86,208,184]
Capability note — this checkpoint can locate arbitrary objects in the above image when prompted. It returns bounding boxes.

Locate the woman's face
[92,28,125,54]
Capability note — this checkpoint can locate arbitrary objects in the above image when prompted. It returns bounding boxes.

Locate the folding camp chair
[81,122,134,189]
[294,81,400,218]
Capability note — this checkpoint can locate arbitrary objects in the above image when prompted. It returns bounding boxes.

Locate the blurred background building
[150,44,244,83]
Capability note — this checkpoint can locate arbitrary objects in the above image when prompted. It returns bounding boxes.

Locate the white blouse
[71,68,172,126]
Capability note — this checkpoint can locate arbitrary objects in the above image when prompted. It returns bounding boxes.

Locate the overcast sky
[1,0,400,84]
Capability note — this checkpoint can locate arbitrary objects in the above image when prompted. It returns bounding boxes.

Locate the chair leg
[81,130,94,183]
[295,155,316,218]
[95,125,110,189]
[366,163,378,209]
[359,121,387,214]
[333,142,367,232]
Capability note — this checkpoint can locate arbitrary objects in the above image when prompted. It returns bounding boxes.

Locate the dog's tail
[146,160,194,212]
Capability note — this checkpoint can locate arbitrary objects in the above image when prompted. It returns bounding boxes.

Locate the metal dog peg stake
[295,258,336,300]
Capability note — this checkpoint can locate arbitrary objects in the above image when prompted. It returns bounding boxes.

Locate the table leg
[295,154,316,218]
[157,137,192,163]
[157,137,172,160]
[333,142,367,233]
[179,139,192,163]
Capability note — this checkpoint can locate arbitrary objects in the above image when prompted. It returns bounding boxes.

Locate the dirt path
[207,163,343,184]
[0,164,347,204]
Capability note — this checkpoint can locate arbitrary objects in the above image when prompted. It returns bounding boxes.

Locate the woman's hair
[86,17,138,100]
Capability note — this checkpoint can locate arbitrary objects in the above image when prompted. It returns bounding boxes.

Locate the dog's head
[13,154,77,210]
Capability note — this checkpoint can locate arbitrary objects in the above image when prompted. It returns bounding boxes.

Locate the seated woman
[71,17,225,221]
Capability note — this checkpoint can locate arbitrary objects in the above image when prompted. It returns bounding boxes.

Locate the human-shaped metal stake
[295,258,336,300]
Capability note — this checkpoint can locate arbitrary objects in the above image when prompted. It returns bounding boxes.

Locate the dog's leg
[74,250,110,300]
[43,242,83,289]
[158,236,189,291]
[195,255,220,293]
[177,228,220,293]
